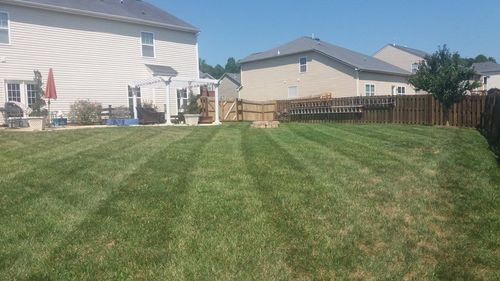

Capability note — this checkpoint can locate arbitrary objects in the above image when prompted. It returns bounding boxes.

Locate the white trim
[195,41,200,79]
[140,31,156,58]
[299,56,307,73]
[364,83,375,96]
[396,86,406,95]
[411,63,419,74]
[5,80,37,105]
[0,11,11,45]
[2,0,199,34]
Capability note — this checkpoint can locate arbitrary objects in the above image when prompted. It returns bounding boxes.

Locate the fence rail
[201,94,487,128]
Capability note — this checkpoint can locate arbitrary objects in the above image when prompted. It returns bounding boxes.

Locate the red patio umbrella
[44,68,57,123]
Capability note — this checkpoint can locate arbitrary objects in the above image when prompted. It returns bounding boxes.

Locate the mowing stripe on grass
[32,127,220,280]
[0,128,193,279]
[242,126,334,280]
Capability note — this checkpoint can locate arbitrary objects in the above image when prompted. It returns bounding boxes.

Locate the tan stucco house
[0,0,217,125]
[473,62,500,91]
[218,73,241,99]
[374,44,428,74]
[238,37,415,101]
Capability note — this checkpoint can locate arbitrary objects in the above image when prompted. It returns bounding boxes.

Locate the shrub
[69,100,102,125]
[184,92,201,114]
[141,101,159,112]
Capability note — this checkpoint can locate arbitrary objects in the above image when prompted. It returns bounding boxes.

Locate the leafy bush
[141,101,159,112]
[30,70,48,117]
[69,100,102,125]
[184,92,201,114]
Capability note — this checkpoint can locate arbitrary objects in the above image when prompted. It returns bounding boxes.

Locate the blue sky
[152,0,500,66]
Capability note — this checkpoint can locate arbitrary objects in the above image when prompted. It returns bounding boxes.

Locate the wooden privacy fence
[200,97,276,122]
[480,89,500,149]
[200,94,487,128]
[276,94,487,127]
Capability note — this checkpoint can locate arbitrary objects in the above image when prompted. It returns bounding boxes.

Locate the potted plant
[183,91,202,126]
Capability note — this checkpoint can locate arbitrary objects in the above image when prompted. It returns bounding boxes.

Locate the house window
[397,86,406,95]
[177,89,188,112]
[26,84,38,107]
[365,84,375,96]
[483,76,488,86]
[288,86,299,99]
[7,83,21,102]
[0,11,9,44]
[299,57,307,73]
[128,86,142,112]
[411,63,419,74]
[141,32,155,57]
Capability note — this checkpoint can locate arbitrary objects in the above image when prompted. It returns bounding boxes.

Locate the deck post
[213,84,221,125]
[165,82,172,125]
[132,89,138,119]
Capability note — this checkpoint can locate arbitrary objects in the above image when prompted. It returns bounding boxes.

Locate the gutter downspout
[355,68,360,96]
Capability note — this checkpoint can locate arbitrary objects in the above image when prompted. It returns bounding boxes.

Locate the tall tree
[224,57,240,73]
[31,70,47,116]
[409,46,480,125]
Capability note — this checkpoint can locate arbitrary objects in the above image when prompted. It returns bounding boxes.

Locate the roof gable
[4,0,198,32]
[387,44,428,58]
[220,73,241,86]
[240,37,411,76]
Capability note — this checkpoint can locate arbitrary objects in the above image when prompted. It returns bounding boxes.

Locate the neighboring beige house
[218,73,241,99]
[239,37,415,101]
[473,62,500,91]
[374,44,428,74]
[0,0,211,125]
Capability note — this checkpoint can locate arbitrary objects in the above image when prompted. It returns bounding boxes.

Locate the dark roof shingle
[240,37,411,76]
[9,0,198,32]
[390,44,429,58]
[473,62,500,74]
[221,73,241,85]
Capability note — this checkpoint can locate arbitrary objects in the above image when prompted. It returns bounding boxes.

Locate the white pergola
[129,76,221,125]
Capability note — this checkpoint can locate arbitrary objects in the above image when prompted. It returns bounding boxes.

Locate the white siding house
[374,44,428,74]
[473,62,500,91]
[239,37,416,101]
[0,0,201,124]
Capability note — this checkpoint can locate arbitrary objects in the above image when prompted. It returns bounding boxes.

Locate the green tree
[224,57,240,73]
[31,70,47,117]
[409,46,480,125]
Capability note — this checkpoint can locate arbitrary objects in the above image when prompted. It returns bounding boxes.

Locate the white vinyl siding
[141,31,155,58]
[365,84,375,96]
[0,11,9,44]
[288,86,298,99]
[299,57,307,73]
[0,3,199,123]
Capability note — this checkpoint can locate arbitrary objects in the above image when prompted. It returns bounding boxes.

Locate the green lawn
[0,123,498,280]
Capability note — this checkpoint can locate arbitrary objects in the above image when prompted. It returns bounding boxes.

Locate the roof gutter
[3,0,200,33]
